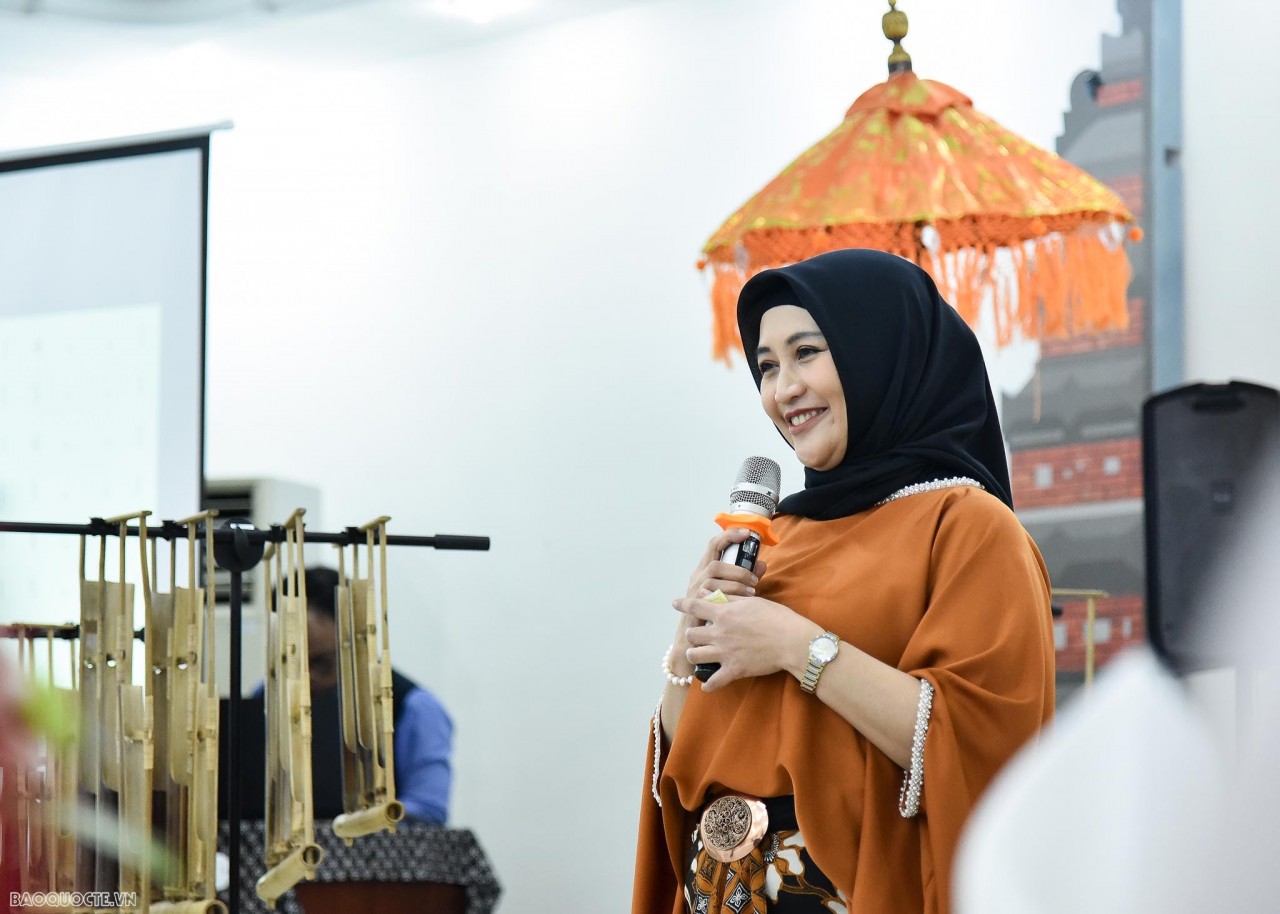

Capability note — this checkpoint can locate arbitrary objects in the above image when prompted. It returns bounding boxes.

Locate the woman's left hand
[675,594,818,692]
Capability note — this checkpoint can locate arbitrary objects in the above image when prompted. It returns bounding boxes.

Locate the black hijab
[737,249,1013,520]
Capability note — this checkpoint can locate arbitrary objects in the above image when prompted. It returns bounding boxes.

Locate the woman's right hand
[670,529,769,676]
[661,529,770,739]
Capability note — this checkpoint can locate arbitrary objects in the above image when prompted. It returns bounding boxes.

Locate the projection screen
[0,126,217,629]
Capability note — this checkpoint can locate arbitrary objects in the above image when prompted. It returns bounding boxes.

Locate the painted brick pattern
[1012,438,1143,508]
[1096,78,1144,107]
[1053,594,1146,673]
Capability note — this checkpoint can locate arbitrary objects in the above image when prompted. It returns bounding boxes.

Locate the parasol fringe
[702,223,1132,361]
[709,266,748,365]
[699,69,1136,361]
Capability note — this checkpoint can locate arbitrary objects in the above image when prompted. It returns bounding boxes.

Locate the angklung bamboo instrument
[331,517,404,843]
[5,512,159,911]
[150,511,226,914]
[117,515,153,914]
[78,511,153,906]
[6,620,78,898]
[257,510,323,908]
[4,510,233,914]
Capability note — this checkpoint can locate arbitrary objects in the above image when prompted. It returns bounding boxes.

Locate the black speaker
[1143,380,1280,672]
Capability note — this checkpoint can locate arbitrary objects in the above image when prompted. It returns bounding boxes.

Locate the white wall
[1182,0,1280,389]
[2,0,1272,908]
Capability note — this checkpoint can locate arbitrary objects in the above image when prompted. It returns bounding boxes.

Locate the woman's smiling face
[755,305,848,472]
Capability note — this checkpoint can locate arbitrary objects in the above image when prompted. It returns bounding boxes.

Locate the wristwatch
[800,631,840,694]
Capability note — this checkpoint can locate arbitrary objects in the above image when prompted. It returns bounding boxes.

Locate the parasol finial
[883,0,912,74]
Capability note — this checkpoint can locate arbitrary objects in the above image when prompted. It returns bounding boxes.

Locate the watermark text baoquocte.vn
[10,891,138,909]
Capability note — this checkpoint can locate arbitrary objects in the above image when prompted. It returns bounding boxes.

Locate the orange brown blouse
[633,486,1055,914]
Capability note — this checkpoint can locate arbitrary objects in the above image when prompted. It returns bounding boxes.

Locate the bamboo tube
[193,516,220,903]
[77,534,108,893]
[369,521,396,798]
[254,843,323,908]
[334,563,361,813]
[118,684,153,913]
[189,694,219,899]
[15,625,35,893]
[332,801,406,841]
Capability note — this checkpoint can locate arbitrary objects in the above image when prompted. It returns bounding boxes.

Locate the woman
[633,249,1055,914]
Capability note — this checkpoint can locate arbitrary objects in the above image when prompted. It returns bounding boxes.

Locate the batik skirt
[682,795,849,914]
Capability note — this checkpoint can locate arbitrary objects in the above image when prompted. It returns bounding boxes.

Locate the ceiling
[0,0,638,25]
[0,0,658,74]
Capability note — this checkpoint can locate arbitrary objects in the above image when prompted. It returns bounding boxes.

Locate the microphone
[694,456,782,683]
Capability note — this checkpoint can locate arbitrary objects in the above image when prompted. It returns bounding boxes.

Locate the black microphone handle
[694,532,762,683]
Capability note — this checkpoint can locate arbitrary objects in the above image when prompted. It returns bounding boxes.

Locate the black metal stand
[211,517,265,914]
[0,516,489,914]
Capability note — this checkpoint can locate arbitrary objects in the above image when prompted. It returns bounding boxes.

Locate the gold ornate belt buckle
[699,794,769,863]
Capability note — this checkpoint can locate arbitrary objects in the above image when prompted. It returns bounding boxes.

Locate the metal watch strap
[800,631,839,694]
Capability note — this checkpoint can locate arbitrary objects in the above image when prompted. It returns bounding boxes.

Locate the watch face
[811,636,838,663]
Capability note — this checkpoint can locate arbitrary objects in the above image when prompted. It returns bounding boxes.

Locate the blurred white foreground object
[955,647,1226,914]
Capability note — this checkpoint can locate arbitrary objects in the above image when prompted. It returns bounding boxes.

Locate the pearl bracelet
[663,643,695,687]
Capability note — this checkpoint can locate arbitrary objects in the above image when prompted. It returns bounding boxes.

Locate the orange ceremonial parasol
[699,1,1140,363]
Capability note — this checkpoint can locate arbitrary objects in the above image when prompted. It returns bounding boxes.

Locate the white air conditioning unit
[202,476,322,696]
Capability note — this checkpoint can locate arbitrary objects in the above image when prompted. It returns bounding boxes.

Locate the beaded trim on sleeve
[898,678,935,818]
[651,692,665,806]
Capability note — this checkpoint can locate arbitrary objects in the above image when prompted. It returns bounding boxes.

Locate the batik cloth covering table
[219,820,501,914]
